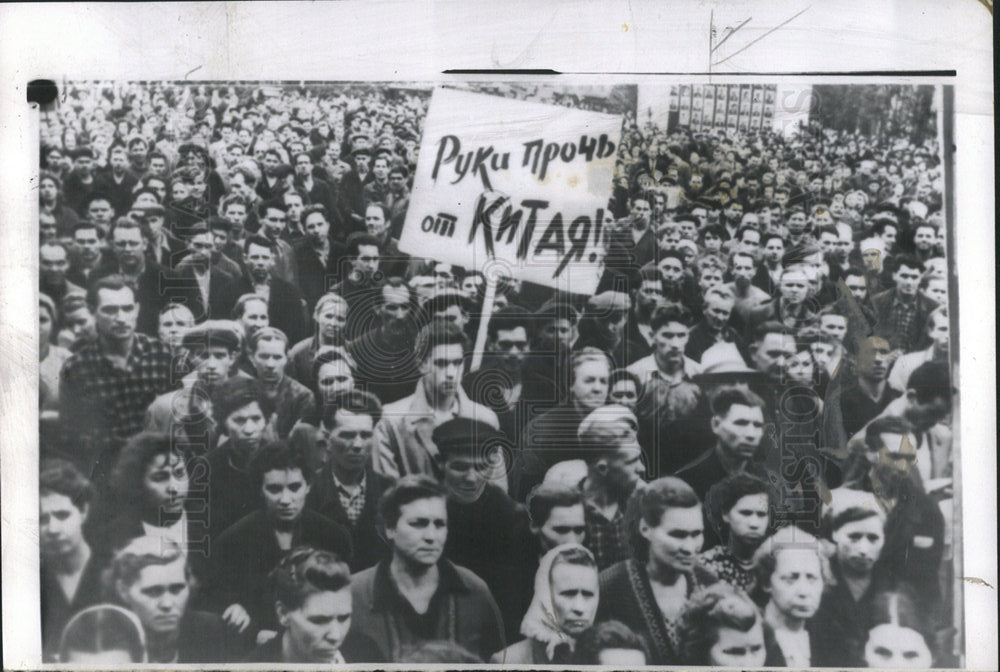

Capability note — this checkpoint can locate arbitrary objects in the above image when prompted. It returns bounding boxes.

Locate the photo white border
[2,2,994,669]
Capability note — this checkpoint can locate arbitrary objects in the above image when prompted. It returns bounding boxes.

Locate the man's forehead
[97,286,135,305]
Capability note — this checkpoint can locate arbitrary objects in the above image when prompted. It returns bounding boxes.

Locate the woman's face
[549,561,599,637]
[768,548,824,621]
[142,452,189,516]
[723,493,769,545]
[832,515,884,575]
[317,360,355,401]
[864,623,932,669]
[709,622,767,668]
[570,360,609,411]
[785,350,815,386]
[224,400,267,449]
[641,506,704,573]
[40,177,58,202]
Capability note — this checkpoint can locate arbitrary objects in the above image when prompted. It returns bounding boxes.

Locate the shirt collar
[371,559,469,611]
[332,470,366,494]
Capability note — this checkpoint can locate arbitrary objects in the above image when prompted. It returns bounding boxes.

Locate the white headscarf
[519,543,597,661]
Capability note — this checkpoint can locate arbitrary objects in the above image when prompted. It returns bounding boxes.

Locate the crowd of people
[37,81,957,667]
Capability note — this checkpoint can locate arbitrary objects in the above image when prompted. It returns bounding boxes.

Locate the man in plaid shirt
[58,275,177,480]
[577,405,647,570]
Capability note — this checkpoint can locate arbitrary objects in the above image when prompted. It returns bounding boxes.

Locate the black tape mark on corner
[27,79,59,106]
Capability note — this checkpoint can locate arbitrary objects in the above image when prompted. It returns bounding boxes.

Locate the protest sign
[399,87,622,295]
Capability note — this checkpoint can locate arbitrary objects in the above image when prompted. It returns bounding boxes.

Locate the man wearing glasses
[59,276,176,480]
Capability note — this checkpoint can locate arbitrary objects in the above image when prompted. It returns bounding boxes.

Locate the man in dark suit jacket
[295,204,346,312]
[203,442,352,638]
[163,225,238,322]
[870,255,938,354]
[303,390,394,573]
[92,217,168,336]
[238,235,309,344]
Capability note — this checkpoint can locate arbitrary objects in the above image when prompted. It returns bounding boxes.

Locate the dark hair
[257,201,287,218]
[752,320,794,344]
[58,605,146,663]
[526,481,584,528]
[270,546,351,611]
[650,304,693,332]
[894,254,924,274]
[345,231,380,256]
[414,319,469,364]
[40,459,93,510]
[679,583,763,665]
[379,474,446,530]
[736,225,760,242]
[243,234,274,255]
[398,640,482,664]
[906,361,951,403]
[86,275,135,312]
[704,473,771,542]
[301,203,328,223]
[762,232,787,247]
[249,441,312,490]
[487,305,531,341]
[627,477,700,562]
[573,620,649,665]
[610,367,641,391]
[868,588,935,645]
[108,433,186,513]
[320,389,382,429]
[211,376,275,430]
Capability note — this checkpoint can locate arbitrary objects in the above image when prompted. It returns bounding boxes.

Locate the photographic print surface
[35,79,961,667]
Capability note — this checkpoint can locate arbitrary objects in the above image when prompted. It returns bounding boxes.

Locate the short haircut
[658,249,686,267]
[301,203,328,223]
[736,225,760,241]
[232,292,269,319]
[526,482,584,528]
[679,583,763,665]
[106,536,190,596]
[650,304,693,332]
[906,361,951,403]
[39,459,93,510]
[320,389,382,429]
[365,201,391,221]
[270,546,351,611]
[752,320,794,344]
[752,526,828,592]
[346,231,380,256]
[569,346,612,383]
[762,232,787,247]
[73,220,103,237]
[249,326,289,353]
[250,441,312,490]
[379,474,446,530]
[628,477,700,562]
[243,234,275,255]
[86,274,136,312]
[258,201,287,218]
[414,319,468,364]
[704,472,771,542]
[207,216,231,234]
[709,384,765,418]
[573,620,649,665]
[894,254,924,273]
[487,305,531,340]
[211,376,275,428]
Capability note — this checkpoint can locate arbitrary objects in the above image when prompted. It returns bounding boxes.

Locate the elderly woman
[597,476,717,665]
[752,526,829,667]
[490,544,600,665]
[678,582,768,667]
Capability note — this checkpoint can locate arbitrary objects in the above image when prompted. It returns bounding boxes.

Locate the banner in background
[399,87,622,294]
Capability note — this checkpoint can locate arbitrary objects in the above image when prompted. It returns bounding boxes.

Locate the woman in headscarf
[490,544,599,665]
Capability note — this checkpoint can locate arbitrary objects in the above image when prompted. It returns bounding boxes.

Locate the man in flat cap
[144,320,242,441]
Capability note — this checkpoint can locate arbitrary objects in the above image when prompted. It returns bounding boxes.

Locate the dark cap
[432,418,505,463]
[181,321,241,353]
